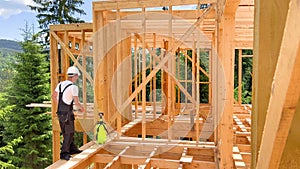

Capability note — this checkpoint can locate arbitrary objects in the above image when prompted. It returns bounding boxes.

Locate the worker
[51,66,85,160]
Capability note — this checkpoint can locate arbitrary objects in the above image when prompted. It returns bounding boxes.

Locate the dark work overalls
[57,83,78,158]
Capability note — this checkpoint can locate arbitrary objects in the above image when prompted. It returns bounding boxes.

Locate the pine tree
[2,27,52,168]
[0,51,18,93]
[28,0,86,43]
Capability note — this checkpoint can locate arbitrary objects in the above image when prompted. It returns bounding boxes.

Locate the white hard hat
[67,66,81,77]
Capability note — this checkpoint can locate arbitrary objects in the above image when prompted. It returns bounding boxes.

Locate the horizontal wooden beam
[50,23,93,31]
[92,154,115,163]
[93,0,216,11]
[150,158,215,169]
[106,10,216,20]
[46,142,101,169]
[120,155,148,165]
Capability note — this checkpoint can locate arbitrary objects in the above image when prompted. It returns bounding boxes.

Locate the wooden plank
[93,0,216,11]
[81,30,88,124]
[151,158,180,168]
[182,161,215,169]
[106,10,216,20]
[216,0,240,168]
[153,33,157,120]
[233,146,246,169]
[138,147,158,169]
[121,118,142,134]
[167,5,173,141]
[50,23,93,31]
[133,35,138,119]
[270,36,300,169]
[103,146,129,169]
[93,154,115,163]
[142,7,147,140]
[116,9,122,137]
[120,155,148,165]
[46,142,97,169]
[50,31,60,162]
[234,115,248,132]
[180,147,193,163]
[255,0,300,168]
[251,0,289,167]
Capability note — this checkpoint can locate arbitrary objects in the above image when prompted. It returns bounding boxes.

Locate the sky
[0,0,93,41]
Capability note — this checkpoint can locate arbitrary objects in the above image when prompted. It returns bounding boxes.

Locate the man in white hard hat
[51,66,85,160]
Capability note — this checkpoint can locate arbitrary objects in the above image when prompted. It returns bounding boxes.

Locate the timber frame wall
[46,0,300,168]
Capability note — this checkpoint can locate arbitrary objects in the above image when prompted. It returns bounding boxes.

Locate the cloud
[0,0,35,19]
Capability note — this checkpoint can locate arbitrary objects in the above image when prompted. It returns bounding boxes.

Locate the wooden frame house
[46,0,300,168]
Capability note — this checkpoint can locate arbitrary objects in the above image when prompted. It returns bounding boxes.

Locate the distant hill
[0,39,22,54]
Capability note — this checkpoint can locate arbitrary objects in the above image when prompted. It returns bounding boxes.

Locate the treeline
[0,39,22,52]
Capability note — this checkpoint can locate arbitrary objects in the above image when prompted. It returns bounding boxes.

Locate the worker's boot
[70,149,82,155]
[60,154,71,161]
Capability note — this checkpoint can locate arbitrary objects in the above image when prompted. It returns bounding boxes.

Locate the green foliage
[0,40,20,93]
[234,83,252,104]
[0,53,17,93]
[28,0,86,43]
[2,30,52,168]
[234,49,253,104]
[0,136,22,169]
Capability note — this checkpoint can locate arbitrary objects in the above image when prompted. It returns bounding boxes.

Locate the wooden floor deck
[45,104,251,169]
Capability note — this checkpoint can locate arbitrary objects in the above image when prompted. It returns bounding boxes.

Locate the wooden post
[93,10,104,122]
[142,7,147,140]
[116,9,122,135]
[134,35,138,119]
[255,0,300,168]
[252,0,290,167]
[50,31,60,162]
[215,0,240,168]
[81,30,88,144]
[163,39,169,116]
[153,33,157,119]
[196,36,200,143]
[167,5,173,141]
